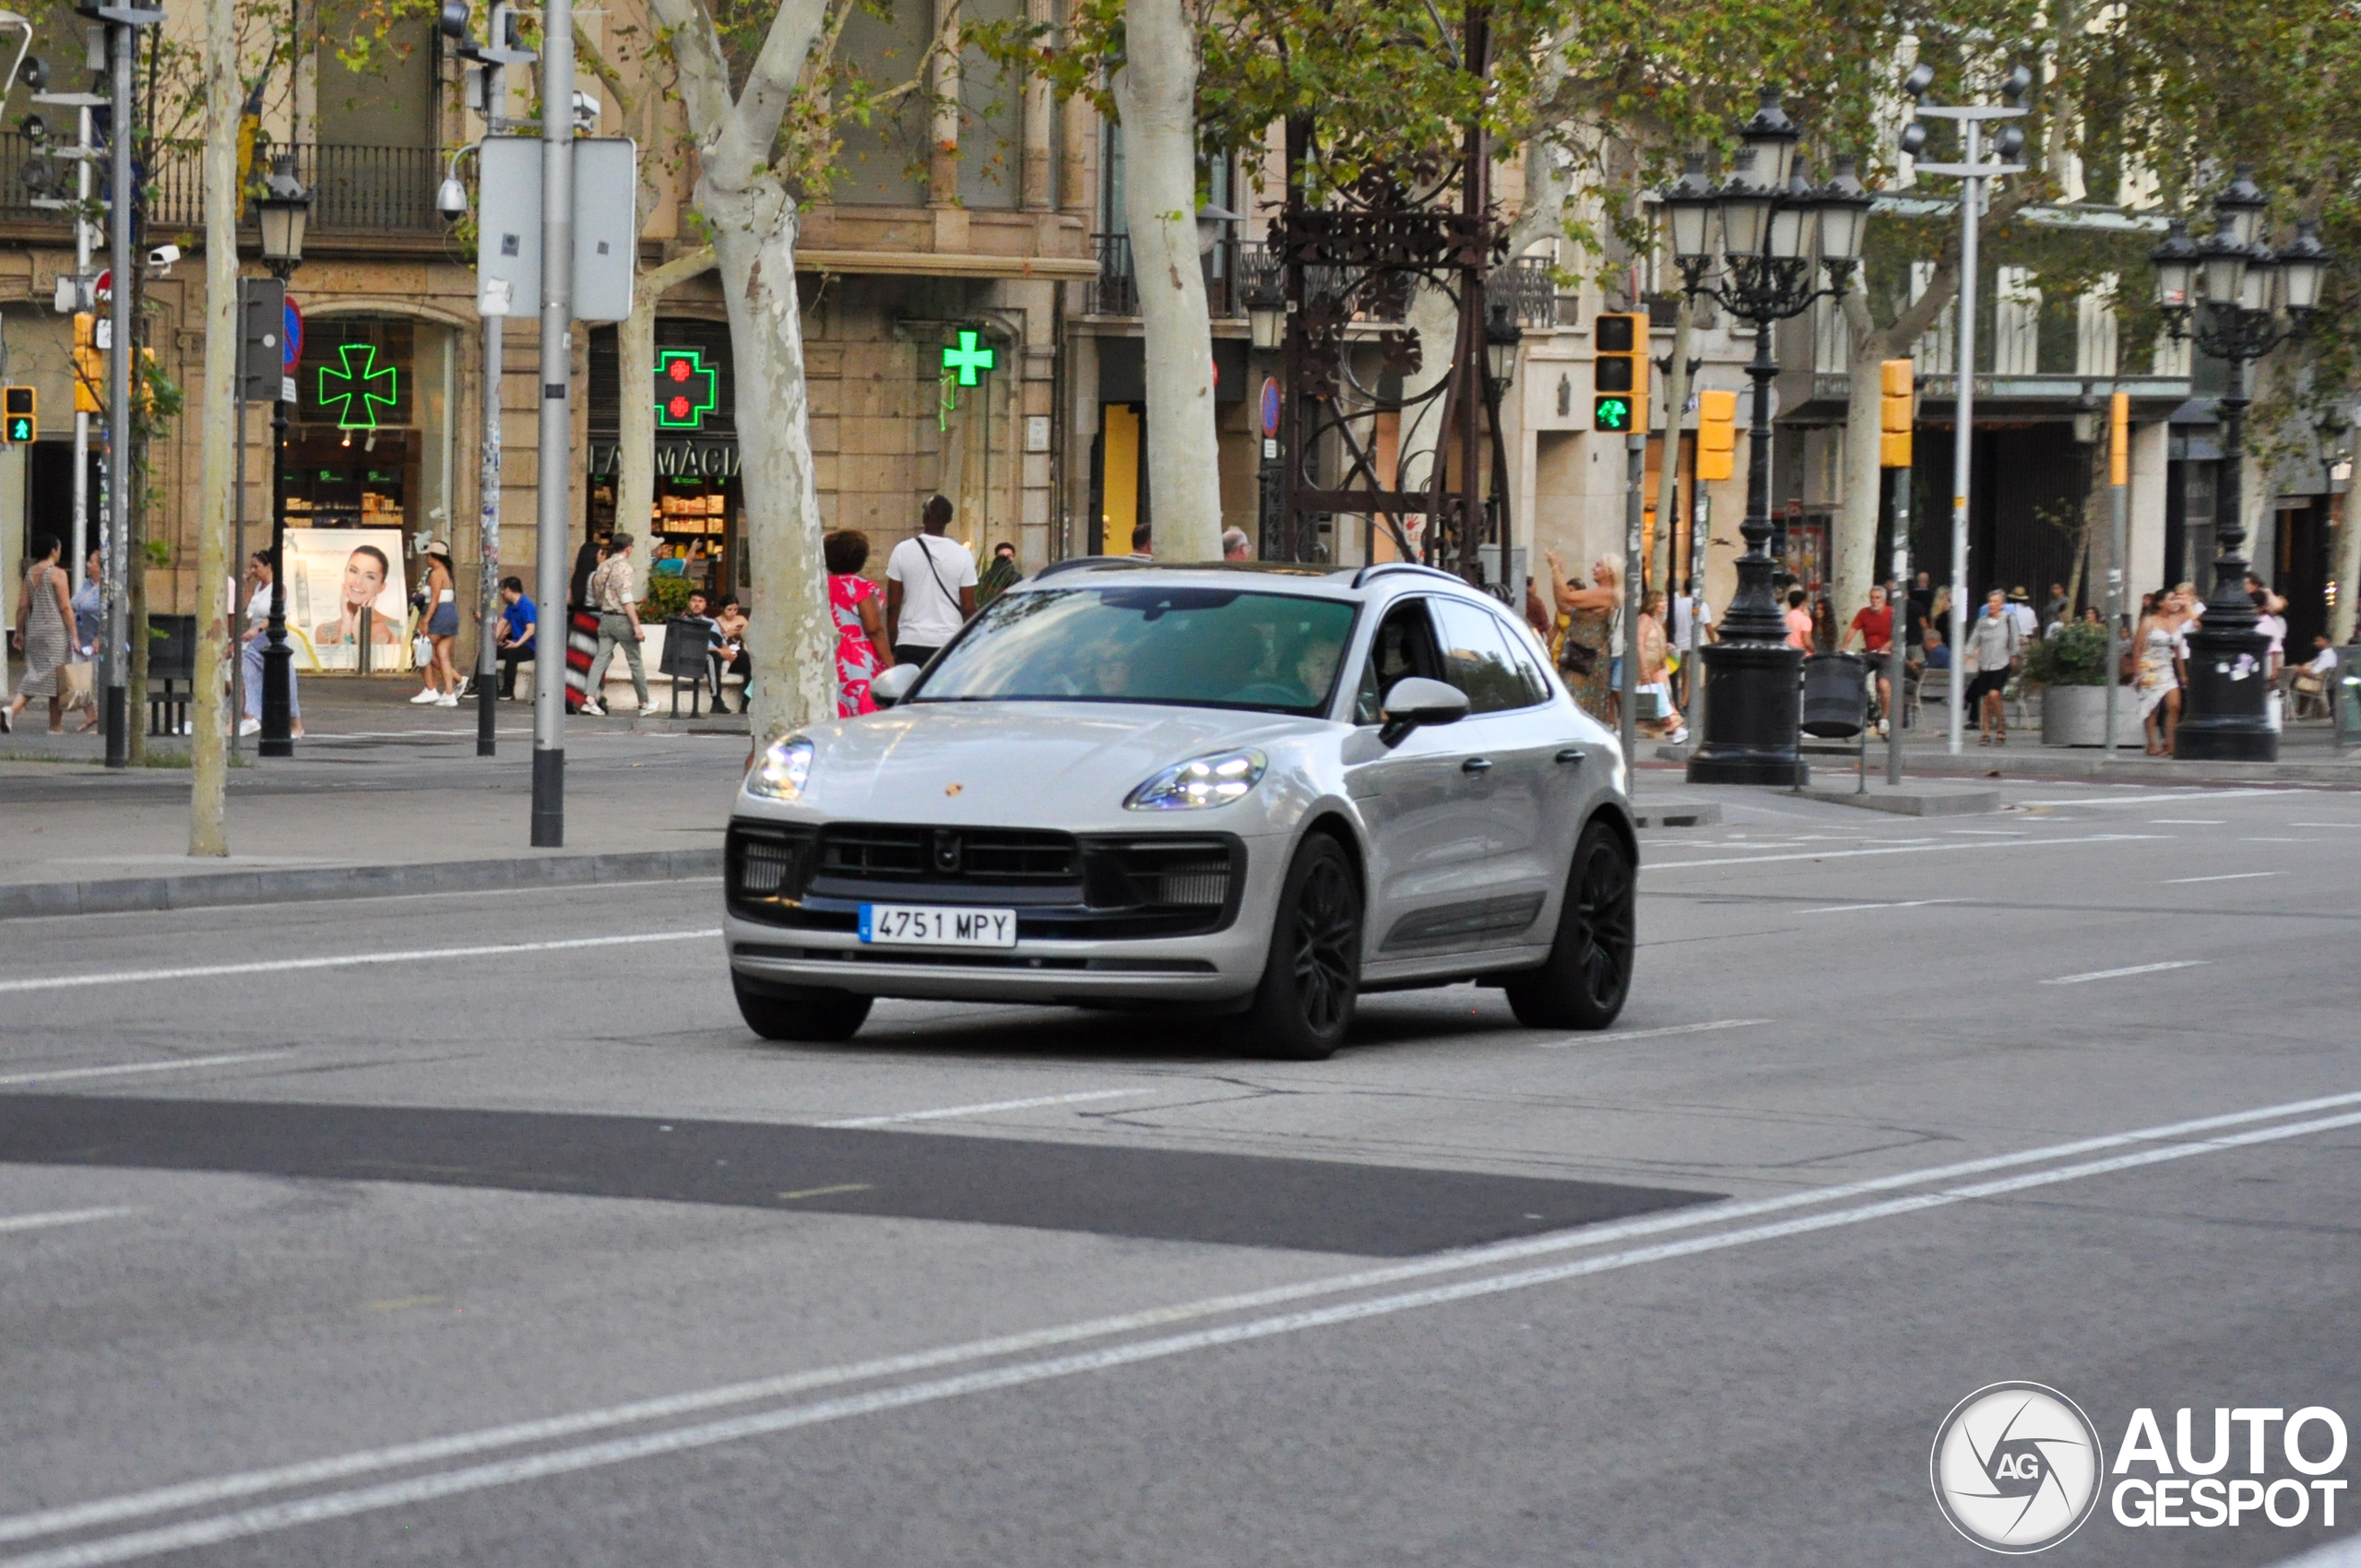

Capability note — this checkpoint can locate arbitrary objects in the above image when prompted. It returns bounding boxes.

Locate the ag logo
[1931,1383,2106,1553]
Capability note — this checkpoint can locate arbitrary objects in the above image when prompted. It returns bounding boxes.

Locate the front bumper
[723,818,1287,1004]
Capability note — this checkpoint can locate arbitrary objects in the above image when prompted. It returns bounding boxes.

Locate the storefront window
[287,317,418,533]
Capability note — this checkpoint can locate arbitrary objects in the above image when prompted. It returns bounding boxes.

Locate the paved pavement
[0,679,750,906]
[1,778,2355,1564]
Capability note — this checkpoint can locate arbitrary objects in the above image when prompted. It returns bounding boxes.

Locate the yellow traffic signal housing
[72,313,102,414]
[1593,312,1648,434]
[2,386,34,444]
[1696,388,1738,481]
[1879,358,1915,469]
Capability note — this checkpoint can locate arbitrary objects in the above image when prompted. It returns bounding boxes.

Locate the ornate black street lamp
[255,152,311,760]
[1660,92,1872,784]
[2150,168,2333,762]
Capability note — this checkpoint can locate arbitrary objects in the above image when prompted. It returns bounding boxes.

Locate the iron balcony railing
[1,135,442,233]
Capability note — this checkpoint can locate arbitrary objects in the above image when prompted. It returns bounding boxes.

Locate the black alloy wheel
[1239,834,1362,1060]
[1504,818,1635,1030]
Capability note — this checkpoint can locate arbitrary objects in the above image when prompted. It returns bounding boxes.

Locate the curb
[1792,784,2002,817]
[0,848,725,921]
[1631,800,1723,828]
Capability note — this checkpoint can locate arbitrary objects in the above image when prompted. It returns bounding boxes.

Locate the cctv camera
[148,243,180,268]
[436,176,469,220]
[570,88,599,127]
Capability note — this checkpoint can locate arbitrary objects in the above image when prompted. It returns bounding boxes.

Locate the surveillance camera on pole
[1896,64,2029,756]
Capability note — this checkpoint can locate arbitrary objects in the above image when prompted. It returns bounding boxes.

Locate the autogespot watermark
[1932,1385,2352,1553]
[1932,1384,2106,1552]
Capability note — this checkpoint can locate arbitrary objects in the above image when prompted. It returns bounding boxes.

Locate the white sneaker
[408,687,441,705]
[638,701,661,717]
[237,717,261,736]
[435,693,458,707]
[1667,726,1691,744]
[580,701,606,717]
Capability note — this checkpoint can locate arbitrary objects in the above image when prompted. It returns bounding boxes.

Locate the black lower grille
[1081,836,1242,918]
[727,822,817,915]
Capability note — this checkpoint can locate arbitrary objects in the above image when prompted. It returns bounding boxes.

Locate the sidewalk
[1,676,750,918]
[1652,710,2361,788]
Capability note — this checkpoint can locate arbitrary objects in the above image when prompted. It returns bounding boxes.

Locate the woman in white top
[410,544,460,707]
[2133,589,2186,755]
[239,552,304,738]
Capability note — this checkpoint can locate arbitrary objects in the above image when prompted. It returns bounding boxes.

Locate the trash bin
[2335,647,2361,751]
[1800,651,1866,738]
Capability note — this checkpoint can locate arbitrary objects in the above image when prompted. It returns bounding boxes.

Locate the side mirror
[1378,676,1468,747]
[870,663,922,709]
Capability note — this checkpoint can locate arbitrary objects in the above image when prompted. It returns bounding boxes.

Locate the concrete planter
[2039,683,2143,746]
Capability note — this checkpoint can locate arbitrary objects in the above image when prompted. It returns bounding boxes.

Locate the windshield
[913,586,1358,717]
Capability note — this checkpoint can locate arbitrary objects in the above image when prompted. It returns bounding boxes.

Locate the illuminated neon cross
[653,349,718,429]
[317,343,398,431]
[942,329,995,386]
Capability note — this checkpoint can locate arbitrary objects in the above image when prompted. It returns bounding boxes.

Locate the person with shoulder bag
[1964,588,2023,745]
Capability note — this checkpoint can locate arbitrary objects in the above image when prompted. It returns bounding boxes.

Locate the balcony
[0,137,444,237]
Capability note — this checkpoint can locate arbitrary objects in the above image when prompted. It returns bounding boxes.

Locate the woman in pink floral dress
[825,529,895,717]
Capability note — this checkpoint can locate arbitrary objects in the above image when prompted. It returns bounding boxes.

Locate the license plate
[859,904,1018,948]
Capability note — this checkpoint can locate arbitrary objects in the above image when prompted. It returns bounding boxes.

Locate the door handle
[1460,756,1493,775]
[1554,747,1585,766]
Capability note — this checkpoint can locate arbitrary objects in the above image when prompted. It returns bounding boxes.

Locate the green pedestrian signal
[2,385,33,444]
[1594,395,1634,433]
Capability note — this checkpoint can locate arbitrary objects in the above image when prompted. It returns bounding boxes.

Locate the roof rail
[1350,562,1465,590]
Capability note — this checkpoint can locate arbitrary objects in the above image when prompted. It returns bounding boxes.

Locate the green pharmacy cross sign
[654,349,719,430]
[318,343,399,431]
[942,329,995,386]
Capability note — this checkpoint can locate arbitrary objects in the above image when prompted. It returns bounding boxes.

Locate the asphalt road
[2,778,2356,1567]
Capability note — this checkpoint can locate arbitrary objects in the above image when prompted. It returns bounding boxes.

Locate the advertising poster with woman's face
[283,529,410,670]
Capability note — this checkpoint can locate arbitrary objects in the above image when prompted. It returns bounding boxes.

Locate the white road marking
[819,1089,1151,1128]
[0,1207,135,1237]
[1644,832,2160,872]
[8,1093,2360,1568]
[2043,960,2208,985]
[1943,828,2026,836]
[2011,789,2288,808]
[1537,1018,1769,1047]
[2289,823,2361,829]
[2151,818,2225,825]
[2164,871,2278,885]
[1800,899,1962,915]
[0,1053,291,1088]
[0,932,722,996]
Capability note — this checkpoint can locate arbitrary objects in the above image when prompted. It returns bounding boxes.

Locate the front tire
[1505,817,1634,1030]
[1237,833,1362,1061]
[733,976,873,1042]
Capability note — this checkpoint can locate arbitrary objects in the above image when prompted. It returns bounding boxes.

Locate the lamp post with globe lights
[2149,171,2334,762]
[1658,91,1873,785]
[255,155,312,760]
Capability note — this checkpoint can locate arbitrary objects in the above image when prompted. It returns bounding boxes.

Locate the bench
[145,614,196,737]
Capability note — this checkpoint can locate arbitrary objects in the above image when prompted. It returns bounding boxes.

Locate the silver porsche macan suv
[723,560,1637,1058]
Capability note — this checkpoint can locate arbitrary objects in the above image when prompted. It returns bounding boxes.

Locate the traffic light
[1696,388,1738,481]
[1879,359,1915,469]
[1593,312,1647,434]
[72,313,102,414]
[237,277,288,403]
[2,386,34,444]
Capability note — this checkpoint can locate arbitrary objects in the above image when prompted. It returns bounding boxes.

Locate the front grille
[727,821,817,915]
[816,825,1078,885]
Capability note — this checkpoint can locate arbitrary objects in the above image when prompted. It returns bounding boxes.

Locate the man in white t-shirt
[885,493,979,666]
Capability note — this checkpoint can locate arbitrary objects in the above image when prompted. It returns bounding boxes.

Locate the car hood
[779,702,1331,826]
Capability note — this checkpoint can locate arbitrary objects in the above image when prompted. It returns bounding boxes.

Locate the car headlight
[746,737,815,801]
[1125,748,1267,811]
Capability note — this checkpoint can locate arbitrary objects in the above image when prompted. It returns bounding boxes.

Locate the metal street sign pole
[1914,102,2025,754]
[1621,429,1643,769]
[529,0,575,845]
[1888,472,1909,784]
[101,13,136,769]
